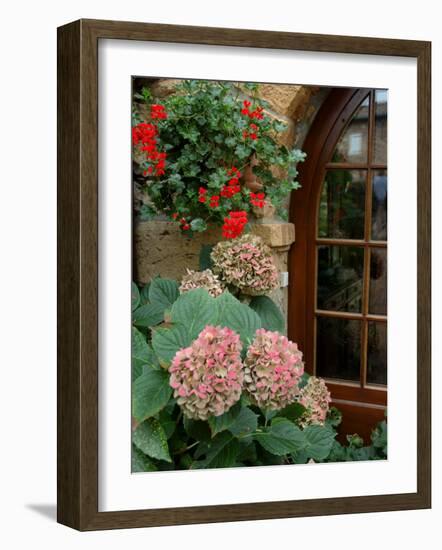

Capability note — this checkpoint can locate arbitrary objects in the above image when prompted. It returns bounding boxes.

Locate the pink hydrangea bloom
[243,329,304,410]
[169,325,244,420]
[179,268,224,298]
[298,376,332,427]
[211,234,279,296]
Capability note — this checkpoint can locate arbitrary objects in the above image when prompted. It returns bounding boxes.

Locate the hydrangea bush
[169,325,243,420]
[211,234,279,296]
[298,376,332,427]
[244,329,304,410]
[131,278,387,471]
[179,268,224,298]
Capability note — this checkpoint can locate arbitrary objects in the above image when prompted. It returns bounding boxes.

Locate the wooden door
[288,88,388,442]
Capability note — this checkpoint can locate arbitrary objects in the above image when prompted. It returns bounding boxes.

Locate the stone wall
[134,220,295,324]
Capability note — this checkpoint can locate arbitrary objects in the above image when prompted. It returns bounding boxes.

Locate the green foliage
[148,278,179,309]
[132,369,172,423]
[199,244,214,270]
[132,327,159,380]
[215,291,261,346]
[131,281,388,471]
[133,418,172,462]
[132,445,158,472]
[171,288,217,340]
[132,302,165,328]
[151,323,190,365]
[303,424,336,461]
[249,295,285,333]
[208,402,242,436]
[132,282,140,311]
[254,418,305,456]
[133,80,305,233]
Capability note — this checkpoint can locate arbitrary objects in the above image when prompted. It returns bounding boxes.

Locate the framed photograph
[57,19,431,531]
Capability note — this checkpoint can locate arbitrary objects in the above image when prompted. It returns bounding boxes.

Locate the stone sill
[134,220,295,250]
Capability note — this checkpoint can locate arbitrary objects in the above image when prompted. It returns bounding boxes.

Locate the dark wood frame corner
[57,18,431,531]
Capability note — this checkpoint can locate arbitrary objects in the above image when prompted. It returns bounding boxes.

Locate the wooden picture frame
[57,18,431,531]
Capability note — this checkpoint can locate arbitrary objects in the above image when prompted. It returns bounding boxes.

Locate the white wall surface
[0,0,440,548]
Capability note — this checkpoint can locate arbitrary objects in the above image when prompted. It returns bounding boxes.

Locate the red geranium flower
[222,211,248,239]
[150,104,168,120]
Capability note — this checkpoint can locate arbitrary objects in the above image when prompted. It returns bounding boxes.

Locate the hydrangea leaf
[303,424,336,461]
[158,409,176,440]
[131,444,158,472]
[249,295,285,333]
[132,282,140,311]
[183,417,211,442]
[192,432,240,469]
[215,291,261,346]
[132,368,172,422]
[151,323,191,365]
[208,402,241,436]
[133,418,172,462]
[277,402,307,423]
[139,282,151,305]
[199,244,214,271]
[171,289,217,341]
[132,327,160,381]
[148,277,179,309]
[132,302,165,328]
[228,406,259,438]
[254,418,305,456]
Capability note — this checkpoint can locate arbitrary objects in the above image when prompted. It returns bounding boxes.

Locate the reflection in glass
[317,246,364,312]
[367,322,387,385]
[369,248,387,315]
[318,170,366,239]
[374,89,388,165]
[332,96,369,163]
[316,317,361,381]
[371,170,387,241]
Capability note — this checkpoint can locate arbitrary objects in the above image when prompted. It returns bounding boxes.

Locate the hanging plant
[132,80,305,237]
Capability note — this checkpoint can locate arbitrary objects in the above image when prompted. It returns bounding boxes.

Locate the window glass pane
[318,170,366,239]
[367,322,387,385]
[317,245,364,312]
[371,169,387,241]
[369,248,387,315]
[332,96,369,163]
[373,89,388,165]
[316,317,361,381]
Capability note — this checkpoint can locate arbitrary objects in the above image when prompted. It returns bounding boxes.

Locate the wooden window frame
[288,88,388,416]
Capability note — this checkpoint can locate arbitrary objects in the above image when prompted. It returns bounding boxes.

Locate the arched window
[289,88,387,440]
